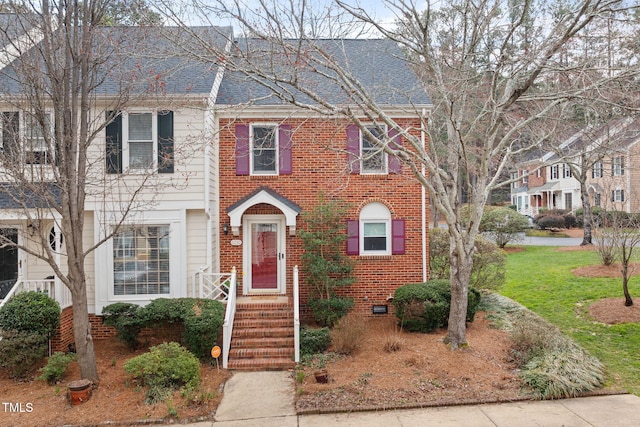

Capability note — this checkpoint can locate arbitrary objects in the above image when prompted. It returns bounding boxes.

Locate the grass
[501,246,640,395]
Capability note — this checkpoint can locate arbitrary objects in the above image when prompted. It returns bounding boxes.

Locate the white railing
[222,267,237,369]
[0,278,64,310]
[293,265,300,363]
[199,271,233,301]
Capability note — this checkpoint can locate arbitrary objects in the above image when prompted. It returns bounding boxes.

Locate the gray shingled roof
[217,38,431,107]
[0,23,232,96]
[0,13,34,47]
[0,182,61,209]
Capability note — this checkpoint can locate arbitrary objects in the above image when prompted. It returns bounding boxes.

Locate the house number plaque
[230,239,242,246]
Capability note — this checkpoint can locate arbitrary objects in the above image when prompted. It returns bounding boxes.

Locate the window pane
[129,141,153,169]
[364,236,387,251]
[361,126,385,173]
[364,222,386,237]
[113,225,170,295]
[252,126,277,173]
[129,113,152,141]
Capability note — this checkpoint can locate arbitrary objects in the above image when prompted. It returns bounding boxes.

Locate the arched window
[359,203,391,255]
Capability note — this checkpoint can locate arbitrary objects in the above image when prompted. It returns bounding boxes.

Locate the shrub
[102,302,145,349]
[429,228,507,290]
[0,331,48,378]
[393,280,481,333]
[0,291,60,338]
[37,351,77,385]
[509,311,604,398]
[124,342,200,404]
[521,347,604,399]
[330,313,367,355]
[102,298,225,357]
[300,326,331,356]
[535,214,566,230]
[308,296,354,328]
[480,206,529,248]
[182,299,225,359]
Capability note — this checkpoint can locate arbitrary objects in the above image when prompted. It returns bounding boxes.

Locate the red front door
[250,223,278,289]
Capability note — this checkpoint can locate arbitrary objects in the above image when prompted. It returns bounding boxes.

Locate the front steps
[228,300,296,370]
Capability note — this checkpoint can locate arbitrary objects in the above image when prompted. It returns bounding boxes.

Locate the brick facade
[51,307,117,353]
[218,117,428,319]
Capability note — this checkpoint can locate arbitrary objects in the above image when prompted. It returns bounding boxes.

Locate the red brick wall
[51,307,117,353]
[219,117,429,318]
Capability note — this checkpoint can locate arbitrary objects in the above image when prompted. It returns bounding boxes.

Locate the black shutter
[157,110,174,174]
[105,111,122,174]
[2,112,19,158]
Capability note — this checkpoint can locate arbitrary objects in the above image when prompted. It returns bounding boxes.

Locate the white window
[126,112,155,170]
[592,161,603,178]
[251,124,278,175]
[113,225,170,295]
[565,193,572,211]
[521,170,528,184]
[359,202,391,255]
[612,189,625,203]
[537,168,542,178]
[551,165,559,180]
[25,113,52,164]
[510,171,518,190]
[361,125,387,174]
[594,193,601,207]
[562,164,572,178]
[612,156,624,176]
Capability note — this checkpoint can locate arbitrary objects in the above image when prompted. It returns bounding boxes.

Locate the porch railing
[222,267,237,369]
[0,278,70,310]
[198,270,233,301]
[293,265,300,363]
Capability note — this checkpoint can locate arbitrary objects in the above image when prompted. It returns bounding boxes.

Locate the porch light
[223,223,229,235]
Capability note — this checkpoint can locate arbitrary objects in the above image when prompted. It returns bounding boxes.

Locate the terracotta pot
[67,379,92,405]
[314,369,329,384]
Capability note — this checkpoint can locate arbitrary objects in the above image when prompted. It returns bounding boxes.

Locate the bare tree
[0,1,207,381]
[164,0,638,348]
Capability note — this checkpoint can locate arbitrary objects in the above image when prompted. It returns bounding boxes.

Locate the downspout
[421,108,428,282]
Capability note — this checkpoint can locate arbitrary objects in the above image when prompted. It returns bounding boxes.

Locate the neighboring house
[511,117,640,218]
[0,20,432,369]
[587,117,640,212]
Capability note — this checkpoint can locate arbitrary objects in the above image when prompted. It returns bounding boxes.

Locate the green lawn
[501,246,640,395]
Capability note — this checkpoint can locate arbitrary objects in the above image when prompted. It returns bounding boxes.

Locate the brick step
[232,336,294,348]
[234,318,294,329]
[232,327,293,339]
[227,357,296,371]
[234,309,293,320]
[229,347,294,359]
[235,302,292,311]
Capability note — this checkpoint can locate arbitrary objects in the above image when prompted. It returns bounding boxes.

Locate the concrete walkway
[164,371,640,427]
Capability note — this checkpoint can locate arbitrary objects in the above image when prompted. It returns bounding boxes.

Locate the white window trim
[360,125,388,175]
[359,202,391,256]
[593,161,603,178]
[613,188,624,202]
[24,111,53,163]
[250,123,279,176]
[613,156,624,176]
[550,165,559,180]
[122,110,158,172]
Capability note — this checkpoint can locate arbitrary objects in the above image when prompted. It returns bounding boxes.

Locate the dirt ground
[0,338,231,427]
[1,239,636,426]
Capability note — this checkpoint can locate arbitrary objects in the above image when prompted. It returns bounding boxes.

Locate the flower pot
[67,379,92,405]
[314,369,329,384]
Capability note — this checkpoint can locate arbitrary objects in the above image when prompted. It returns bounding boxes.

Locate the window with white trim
[550,165,559,180]
[521,170,528,184]
[592,161,603,178]
[251,124,278,175]
[113,225,170,295]
[126,112,155,170]
[361,125,387,174]
[612,156,624,176]
[25,113,52,164]
[612,189,625,203]
[359,202,391,255]
[562,164,572,178]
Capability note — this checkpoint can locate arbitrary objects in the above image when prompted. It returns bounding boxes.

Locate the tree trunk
[446,237,473,349]
[580,181,593,246]
[69,272,99,382]
[622,269,633,307]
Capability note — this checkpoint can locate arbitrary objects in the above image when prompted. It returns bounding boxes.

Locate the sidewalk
[167,371,640,427]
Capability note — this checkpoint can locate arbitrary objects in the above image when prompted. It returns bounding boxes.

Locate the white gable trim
[227,189,299,236]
